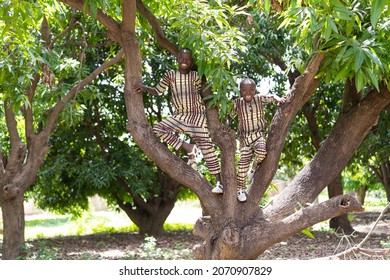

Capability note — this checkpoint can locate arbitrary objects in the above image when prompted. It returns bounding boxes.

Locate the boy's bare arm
[264,93,286,106]
[133,81,158,96]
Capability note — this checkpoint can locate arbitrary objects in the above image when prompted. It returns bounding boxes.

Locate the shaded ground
[20,212,390,260]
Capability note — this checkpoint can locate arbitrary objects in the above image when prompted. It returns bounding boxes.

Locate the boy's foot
[187,144,200,158]
[186,145,199,169]
[237,189,247,202]
[211,181,223,193]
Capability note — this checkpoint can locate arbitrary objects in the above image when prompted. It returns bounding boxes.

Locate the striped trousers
[237,136,267,189]
[153,116,221,175]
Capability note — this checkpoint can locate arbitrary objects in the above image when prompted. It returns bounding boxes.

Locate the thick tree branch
[200,77,238,217]
[248,53,325,205]
[122,0,137,32]
[4,101,26,176]
[265,83,390,220]
[135,0,179,55]
[240,194,363,259]
[121,2,222,216]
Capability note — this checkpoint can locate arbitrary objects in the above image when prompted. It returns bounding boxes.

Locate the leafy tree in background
[0,1,122,259]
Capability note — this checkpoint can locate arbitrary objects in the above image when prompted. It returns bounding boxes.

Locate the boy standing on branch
[133,48,223,192]
[226,78,285,202]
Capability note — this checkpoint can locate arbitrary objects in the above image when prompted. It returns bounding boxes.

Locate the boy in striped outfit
[227,78,285,202]
[133,48,223,192]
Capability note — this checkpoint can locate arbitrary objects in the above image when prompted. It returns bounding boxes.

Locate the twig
[357,202,390,247]
[318,202,390,260]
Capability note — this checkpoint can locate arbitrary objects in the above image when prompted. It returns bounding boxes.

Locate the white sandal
[187,145,199,168]
[187,145,200,158]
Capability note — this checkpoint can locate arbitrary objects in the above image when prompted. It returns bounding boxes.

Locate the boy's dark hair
[240,78,256,87]
[179,47,192,54]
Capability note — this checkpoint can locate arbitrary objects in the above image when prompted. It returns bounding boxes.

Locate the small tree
[0,2,122,259]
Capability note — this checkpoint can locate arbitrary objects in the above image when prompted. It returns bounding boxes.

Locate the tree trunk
[381,162,390,203]
[0,141,49,259]
[328,175,354,234]
[117,171,181,236]
[355,185,368,205]
[0,192,25,259]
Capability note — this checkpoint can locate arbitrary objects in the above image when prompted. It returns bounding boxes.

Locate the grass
[0,194,388,260]
[1,191,387,241]
[23,210,194,240]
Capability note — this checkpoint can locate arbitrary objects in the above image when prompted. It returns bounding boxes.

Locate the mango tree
[0,1,122,259]
[57,0,389,259]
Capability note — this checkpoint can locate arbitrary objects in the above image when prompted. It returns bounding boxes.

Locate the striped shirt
[156,70,205,126]
[232,94,276,146]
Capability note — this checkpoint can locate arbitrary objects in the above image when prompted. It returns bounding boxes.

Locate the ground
[21,211,390,260]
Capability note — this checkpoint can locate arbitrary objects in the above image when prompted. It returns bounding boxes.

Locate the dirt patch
[19,212,390,260]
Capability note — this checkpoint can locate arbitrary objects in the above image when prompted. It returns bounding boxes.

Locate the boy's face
[240,83,256,102]
[177,51,193,71]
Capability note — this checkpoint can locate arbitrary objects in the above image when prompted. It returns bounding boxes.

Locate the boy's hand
[220,124,231,133]
[133,81,144,94]
[276,96,287,106]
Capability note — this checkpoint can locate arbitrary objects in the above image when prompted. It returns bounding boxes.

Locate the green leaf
[370,0,385,28]
[328,17,338,33]
[301,228,314,239]
[355,70,365,92]
[363,47,383,70]
[263,0,271,15]
[333,6,353,21]
[334,65,350,83]
[324,19,332,41]
[363,67,379,91]
[354,49,365,72]
[335,45,348,63]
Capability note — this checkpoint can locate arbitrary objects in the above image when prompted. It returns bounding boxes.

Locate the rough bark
[0,195,25,259]
[193,194,363,259]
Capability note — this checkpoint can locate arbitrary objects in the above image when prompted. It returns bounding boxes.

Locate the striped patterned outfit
[152,70,220,175]
[232,94,277,189]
